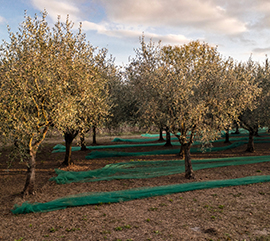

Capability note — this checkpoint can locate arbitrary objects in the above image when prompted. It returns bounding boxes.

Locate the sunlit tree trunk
[23,149,36,195]
[80,131,87,151]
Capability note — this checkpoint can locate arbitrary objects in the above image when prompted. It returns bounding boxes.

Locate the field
[0,131,270,241]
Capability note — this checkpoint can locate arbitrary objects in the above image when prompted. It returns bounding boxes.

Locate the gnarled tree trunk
[177,145,183,158]
[63,130,79,166]
[80,131,87,151]
[23,149,37,195]
[183,143,194,179]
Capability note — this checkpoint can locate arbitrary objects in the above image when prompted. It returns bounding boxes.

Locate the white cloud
[82,21,107,33]
[82,20,190,45]
[30,0,81,22]
[99,0,247,35]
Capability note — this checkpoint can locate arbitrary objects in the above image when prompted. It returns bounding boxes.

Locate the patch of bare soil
[0,134,270,241]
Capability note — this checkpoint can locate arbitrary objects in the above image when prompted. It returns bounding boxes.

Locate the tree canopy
[127,39,261,178]
[0,11,113,194]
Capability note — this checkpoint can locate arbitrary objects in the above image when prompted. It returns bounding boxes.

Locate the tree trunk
[246,130,255,152]
[62,131,78,166]
[254,126,260,137]
[80,131,87,151]
[22,149,36,195]
[233,122,240,134]
[158,128,165,142]
[92,126,97,145]
[224,128,231,143]
[164,127,172,147]
[177,145,183,158]
[183,144,194,179]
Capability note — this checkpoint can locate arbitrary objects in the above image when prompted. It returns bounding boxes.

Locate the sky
[1,0,270,66]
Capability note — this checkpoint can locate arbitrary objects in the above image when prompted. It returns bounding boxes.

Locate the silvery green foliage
[0,11,113,192]
[239,58,270,132]
[128,38,261,146]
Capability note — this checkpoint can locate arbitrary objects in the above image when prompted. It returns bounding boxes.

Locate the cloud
[252,47,270,53]
[99,0,247,35]
[82,20,190,45]
[30,0,81,22]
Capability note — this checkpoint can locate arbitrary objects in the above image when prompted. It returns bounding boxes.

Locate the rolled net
[12,174,270,214]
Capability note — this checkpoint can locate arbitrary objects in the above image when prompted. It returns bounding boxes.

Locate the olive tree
[130,39,260,179]
[162,42,260,178]
[238,58,270,152]
[51,18,112,165]
[0,12,58,195]
[126,37,173,145]
[0,11,112,194]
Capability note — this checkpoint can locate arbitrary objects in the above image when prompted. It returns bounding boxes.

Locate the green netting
[12,175,270,214]
[112,137,162,142]
[112,135,270,144]
[220,127,269,137]
[141,128,269,138]
[141,133,176,137]
[52,130,270,154]
[85,140,270,159]
[52,141,193,153]
[84,142,241,159]
[50,155,270,184]
[52,142,172,153]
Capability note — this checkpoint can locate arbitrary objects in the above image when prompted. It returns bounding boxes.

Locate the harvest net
[50,155,270,184]
[12,174,270,214]
[85,140,270,159]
